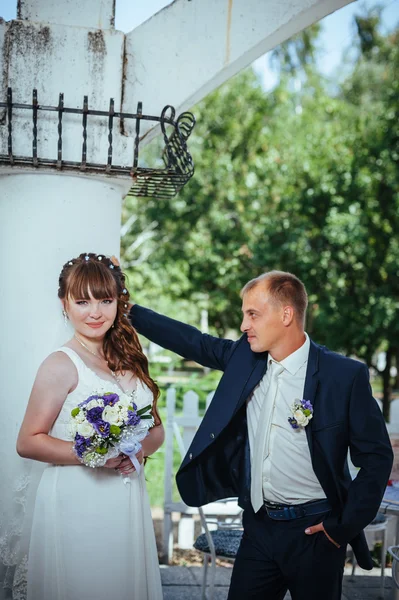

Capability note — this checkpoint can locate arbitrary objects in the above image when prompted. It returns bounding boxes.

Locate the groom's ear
[282,305,294,326]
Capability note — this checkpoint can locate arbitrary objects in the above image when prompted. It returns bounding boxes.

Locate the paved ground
[160,566,394,600]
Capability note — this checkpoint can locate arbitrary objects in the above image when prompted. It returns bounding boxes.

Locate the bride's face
[64,290,118,340]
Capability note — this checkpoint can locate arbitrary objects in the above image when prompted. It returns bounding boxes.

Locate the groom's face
[240,284,285,353]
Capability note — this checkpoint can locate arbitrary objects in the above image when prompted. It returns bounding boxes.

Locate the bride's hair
[58,252,161,425]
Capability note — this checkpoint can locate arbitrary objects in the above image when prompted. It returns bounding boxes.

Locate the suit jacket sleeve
[323,364,393,545]
[129,304,238,372]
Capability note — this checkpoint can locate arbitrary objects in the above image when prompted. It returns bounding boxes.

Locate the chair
[172,413,243,600]
[194,504,243,600]
[388,545,399,595]
[350,512,388,599]
[163,388,244,562]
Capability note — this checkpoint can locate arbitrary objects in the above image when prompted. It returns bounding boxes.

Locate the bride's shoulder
[28,350,79,398]
[38,349,78,382]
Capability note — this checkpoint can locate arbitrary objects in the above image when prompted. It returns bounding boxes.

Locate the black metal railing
[0,88,196,198]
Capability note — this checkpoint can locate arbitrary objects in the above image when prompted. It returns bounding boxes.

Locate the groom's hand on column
[304,522,340,548]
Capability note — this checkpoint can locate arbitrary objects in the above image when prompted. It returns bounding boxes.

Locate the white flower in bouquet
[103,405,123,426]
[118,393,132,408]
[119,406,129,422]
[76,421,95,437]
[74,410,86,423]
[86,398,104,410]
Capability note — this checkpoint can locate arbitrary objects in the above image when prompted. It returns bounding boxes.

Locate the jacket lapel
[304,340,320,458]
[232,351,268,416]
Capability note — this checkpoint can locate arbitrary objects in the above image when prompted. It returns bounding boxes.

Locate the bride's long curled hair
[58,252,161,425]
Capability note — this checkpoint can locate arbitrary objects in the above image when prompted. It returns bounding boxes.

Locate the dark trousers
[227,506,346,600]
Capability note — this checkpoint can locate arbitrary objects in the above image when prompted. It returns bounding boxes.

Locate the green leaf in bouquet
[95,447,108,455]
[71,408,80,417]
[137,404,152,416]
[140,415,153,419]
[110,425,121,436]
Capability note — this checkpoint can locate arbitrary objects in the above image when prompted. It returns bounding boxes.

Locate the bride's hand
[117,450,144,475]
[103,455,125,469]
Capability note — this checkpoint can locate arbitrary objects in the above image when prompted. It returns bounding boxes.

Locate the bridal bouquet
[69,391,154,470]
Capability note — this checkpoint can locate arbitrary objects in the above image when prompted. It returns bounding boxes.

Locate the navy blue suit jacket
[130,305,393,570]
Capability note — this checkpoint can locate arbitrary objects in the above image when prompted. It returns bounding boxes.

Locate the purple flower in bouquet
[86,406,104,424]
[78,394,100,408]
[103,393,120,407]
[74,433,92,457]
[93,420,110,437]
[127,410,140,427]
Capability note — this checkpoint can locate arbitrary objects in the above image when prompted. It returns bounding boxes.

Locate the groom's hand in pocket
[304,522,340,547]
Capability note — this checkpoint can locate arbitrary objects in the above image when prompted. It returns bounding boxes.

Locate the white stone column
[0,171,127,486]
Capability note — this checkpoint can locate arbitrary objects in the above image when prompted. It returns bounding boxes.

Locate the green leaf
[95,447,108,455]
[137,404,152,416]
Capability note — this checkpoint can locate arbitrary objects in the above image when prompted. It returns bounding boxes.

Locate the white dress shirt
[247,333,326,506]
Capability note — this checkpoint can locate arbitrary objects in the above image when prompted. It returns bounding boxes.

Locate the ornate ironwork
[0,88,195,198]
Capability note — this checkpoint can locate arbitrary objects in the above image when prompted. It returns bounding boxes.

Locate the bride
[16,252,164,600]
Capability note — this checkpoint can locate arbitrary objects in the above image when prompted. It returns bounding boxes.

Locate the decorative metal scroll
[0,88,196,198]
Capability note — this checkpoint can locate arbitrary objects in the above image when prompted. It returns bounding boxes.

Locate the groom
[128,270,393,599]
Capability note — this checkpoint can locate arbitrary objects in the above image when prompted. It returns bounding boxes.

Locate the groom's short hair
[241,271,308,326]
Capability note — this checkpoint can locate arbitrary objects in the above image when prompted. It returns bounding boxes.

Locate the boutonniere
[288,399,313,429]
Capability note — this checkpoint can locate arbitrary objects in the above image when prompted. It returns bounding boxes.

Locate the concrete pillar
[0,171,126,491]
[0,3,129,449]
[17,0,116,30]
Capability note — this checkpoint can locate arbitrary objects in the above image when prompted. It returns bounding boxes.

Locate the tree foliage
[121,12,399,418]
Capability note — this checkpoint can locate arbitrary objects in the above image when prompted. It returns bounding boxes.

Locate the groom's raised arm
[129,304,240,372]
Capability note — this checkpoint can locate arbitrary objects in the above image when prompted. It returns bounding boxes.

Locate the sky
[1,0,398,89]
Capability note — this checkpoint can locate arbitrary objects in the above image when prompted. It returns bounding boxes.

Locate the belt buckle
[293,505,306,519]
[264,502,306,520]
[282,506,304,520]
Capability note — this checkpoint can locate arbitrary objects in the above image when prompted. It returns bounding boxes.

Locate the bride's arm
[16,352,82,464]
[142,423,165,457]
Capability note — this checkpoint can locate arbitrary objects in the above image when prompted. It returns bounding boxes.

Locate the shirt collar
[271,333,310,376]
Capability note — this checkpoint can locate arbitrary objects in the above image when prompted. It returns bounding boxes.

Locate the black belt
[263,498,331,521]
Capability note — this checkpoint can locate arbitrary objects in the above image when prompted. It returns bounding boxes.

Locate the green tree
[121,12,399,419]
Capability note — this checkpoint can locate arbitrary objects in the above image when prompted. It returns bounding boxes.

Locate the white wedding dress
[27,347,163,600]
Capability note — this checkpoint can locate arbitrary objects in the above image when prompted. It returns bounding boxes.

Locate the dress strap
[56,347,87,378]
